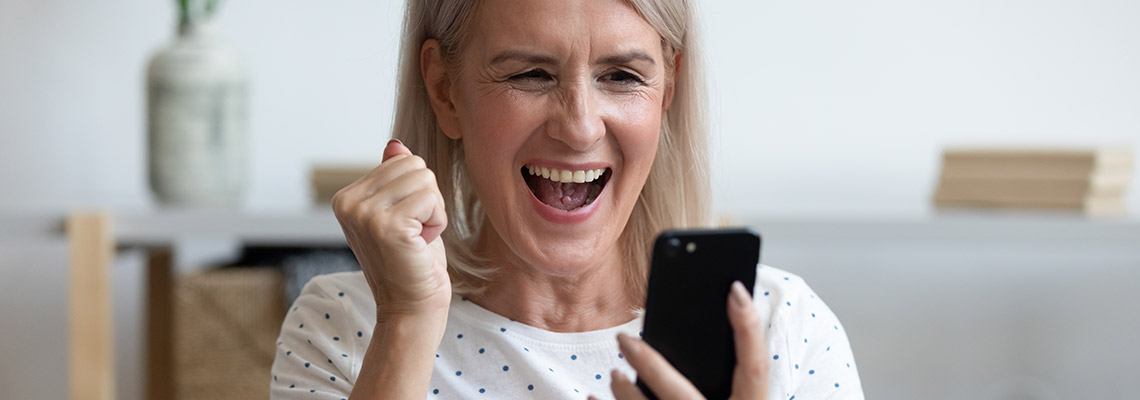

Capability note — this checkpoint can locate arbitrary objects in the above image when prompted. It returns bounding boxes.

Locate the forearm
[349,310,448,400]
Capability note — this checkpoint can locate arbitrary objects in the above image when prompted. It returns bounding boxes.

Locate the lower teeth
[523,168,607,210]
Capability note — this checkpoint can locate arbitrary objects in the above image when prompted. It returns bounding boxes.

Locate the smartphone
[636,228,762,400]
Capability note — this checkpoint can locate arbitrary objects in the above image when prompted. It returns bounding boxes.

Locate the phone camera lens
[665,238,681,258]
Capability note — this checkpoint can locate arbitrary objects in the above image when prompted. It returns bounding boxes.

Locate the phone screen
[637,228,761,399]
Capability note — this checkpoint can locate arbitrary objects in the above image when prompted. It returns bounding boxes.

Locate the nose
[546,79,604,151]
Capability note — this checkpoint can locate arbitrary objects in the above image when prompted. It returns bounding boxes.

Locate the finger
[371,154,429,190]
[617,333,703,400]
[382,138,411,162]
[727,281,768,399]
[334,151,425,206]
[609,369,649,400]
[386,187,448,244]
[366,168,439,209]
[335,139,418,215]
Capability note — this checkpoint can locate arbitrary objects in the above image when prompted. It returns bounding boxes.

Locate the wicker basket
[174,267,284,400]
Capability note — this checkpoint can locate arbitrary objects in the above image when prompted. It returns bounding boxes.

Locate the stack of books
[310,164,374,204]
[933,147,1134,216]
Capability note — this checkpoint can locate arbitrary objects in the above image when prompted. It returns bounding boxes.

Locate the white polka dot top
[270,265,864,399]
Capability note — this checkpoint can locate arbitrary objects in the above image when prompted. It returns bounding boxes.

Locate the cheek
[459,91,535,157]
[609,99,663,177]
[455,90,545,201]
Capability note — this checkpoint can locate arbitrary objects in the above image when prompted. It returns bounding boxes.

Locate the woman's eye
[602,70,645,85]
[510,69,553,81]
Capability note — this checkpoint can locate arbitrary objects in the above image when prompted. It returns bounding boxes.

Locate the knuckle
[416,168,438,186]
[331,190,355,216]
[409,155,427,170]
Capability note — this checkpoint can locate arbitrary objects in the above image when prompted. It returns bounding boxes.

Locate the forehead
[469,0,663,61]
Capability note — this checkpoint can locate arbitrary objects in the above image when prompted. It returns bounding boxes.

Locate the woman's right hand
[332,139,451,318]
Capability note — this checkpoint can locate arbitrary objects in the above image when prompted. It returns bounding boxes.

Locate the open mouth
[521,165,612,211]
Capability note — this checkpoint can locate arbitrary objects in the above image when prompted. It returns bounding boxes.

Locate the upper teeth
[526,165,607,183]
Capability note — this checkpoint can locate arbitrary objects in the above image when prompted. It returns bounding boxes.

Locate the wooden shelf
[9,209,1138,244]
[110,209,346,247]
[740,212,1140,242]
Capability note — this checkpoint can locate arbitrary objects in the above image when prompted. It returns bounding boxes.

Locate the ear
[662,51,682,111]
[421,39,463,139]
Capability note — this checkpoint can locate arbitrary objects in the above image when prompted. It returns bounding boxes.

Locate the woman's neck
[465,227,638,333]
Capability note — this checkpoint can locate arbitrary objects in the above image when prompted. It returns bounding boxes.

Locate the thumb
[382,138,412,162]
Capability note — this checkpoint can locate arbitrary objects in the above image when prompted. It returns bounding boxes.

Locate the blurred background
[2,0,1138,399]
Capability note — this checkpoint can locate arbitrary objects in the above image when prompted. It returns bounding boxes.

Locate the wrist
[353,309,448,400]
[374,282,453,320]
[374,305,449,344]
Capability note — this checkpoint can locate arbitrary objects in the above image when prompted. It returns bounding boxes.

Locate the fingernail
[611,369,626,383]
[387,138,402,146]
[731,281,751,308]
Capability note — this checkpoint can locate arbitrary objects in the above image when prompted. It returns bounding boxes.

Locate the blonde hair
[391,0,709,304]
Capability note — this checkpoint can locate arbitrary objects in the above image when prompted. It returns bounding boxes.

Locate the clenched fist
[332,139,452,318]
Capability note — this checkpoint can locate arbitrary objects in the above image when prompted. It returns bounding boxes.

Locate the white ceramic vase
[147,17,248,208]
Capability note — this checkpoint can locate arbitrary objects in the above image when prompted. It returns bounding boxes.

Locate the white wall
[2,0,1139,399]
[703,0,1140,215]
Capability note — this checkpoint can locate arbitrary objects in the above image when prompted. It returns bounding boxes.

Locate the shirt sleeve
[777,276,865,400]
[270,276,357,400]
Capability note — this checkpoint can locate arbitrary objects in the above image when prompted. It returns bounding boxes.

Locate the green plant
[178,0,221,22]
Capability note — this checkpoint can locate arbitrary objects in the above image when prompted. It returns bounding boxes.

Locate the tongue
[535,180,590,211]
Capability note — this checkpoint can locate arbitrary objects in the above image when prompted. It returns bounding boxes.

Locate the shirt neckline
[449,294,644,346]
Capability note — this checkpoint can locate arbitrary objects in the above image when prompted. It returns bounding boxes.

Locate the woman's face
[434,0,673,276]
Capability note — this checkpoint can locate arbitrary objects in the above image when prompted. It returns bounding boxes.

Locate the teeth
[572,170,585,183]
[525,165,607,183]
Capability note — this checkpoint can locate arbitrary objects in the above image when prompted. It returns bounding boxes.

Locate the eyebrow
[488,50,657,66]
[596,50,656,66]
[489,51,558,66]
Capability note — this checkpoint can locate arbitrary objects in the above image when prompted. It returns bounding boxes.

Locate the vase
[147,16,248,208]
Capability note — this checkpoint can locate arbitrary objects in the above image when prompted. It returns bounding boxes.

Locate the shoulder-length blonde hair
[390,0,708,305]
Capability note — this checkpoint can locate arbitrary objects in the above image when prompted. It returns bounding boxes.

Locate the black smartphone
[636,228,762,400]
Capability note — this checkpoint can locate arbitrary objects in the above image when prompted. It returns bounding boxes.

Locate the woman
[271,0,864,399]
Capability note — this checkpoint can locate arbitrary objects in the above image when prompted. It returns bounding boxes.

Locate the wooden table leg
[146,248,175,400]
[68,213,114,400]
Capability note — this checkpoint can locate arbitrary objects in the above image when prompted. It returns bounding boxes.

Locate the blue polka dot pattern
[269,266,863,399]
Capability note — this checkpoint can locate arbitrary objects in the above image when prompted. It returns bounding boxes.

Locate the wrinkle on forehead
[468,0,665,67]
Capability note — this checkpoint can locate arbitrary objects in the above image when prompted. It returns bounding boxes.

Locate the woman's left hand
[599,281,768,400]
